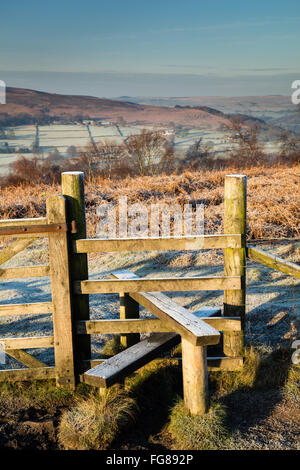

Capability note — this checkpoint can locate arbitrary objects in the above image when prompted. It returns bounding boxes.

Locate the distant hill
[0,87,278,135]
[117,95,300,133]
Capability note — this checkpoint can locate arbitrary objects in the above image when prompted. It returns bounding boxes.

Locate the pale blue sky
[0,0,299,96]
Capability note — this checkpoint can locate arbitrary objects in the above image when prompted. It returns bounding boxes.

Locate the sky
[0,0,300,97]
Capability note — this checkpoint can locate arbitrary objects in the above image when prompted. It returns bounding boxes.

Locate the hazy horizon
[0,70,296,99]
[1,1,299,98]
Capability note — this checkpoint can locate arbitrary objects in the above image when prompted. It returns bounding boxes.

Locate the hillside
[117,95,300,133]
[0,87,273,132]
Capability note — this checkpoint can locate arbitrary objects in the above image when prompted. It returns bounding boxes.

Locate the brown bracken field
[1,163,299,240]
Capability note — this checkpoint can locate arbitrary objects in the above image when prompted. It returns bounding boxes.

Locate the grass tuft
[0,379,81,409]
[284,365,300,399]
[168,399,230,450]
[58,386,137,450]
[210,346,294,393]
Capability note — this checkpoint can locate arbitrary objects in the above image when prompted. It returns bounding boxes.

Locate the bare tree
[66,145,78,158]
[279,130,300,156]
[74,141,124,179]
[68,130,174,179]
[226,116,265,164]
[182,137,213,169]
[122,129,174,176]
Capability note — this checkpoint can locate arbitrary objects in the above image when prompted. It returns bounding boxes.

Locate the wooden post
[223,175,247,357]
[181,338,209,415]
[119,292,140,348]
[61,172,91,375]
[47,195,76,389]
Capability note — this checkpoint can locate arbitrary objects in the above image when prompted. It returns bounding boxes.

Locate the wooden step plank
[111,270,220,346]
[74,275,240,295]
[74,234,242,253]
[81,333,180,388]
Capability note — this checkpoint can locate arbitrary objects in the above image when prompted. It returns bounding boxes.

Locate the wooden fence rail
[74,234,242,253]
[73,276,241,295]
[0,302,52,317]
[247,245,300,279]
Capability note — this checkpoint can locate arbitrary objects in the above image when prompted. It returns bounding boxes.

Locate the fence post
[119,293,140,348]
[223,174,247,357]
[61,172,91,375]
[182,339,208,414]
[47,195,76,389]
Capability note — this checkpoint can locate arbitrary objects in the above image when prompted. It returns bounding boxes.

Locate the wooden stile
[0,171,253,416]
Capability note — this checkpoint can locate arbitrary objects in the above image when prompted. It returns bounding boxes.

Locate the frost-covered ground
[0,124,150,175]
[0,240,299,370]
[0,123,282,176]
